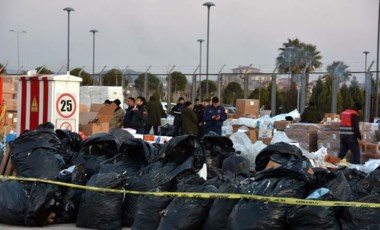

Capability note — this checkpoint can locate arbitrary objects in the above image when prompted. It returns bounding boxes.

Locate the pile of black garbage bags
[1,122,380,229]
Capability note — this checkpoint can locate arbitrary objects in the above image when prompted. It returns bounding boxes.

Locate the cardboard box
[235,99,259,118]
[258,129,272,138]
[79,104,114,136]
[274,120,291,131]
[258,137,272,145]
[324,113,340,122]
[232,125,258,143]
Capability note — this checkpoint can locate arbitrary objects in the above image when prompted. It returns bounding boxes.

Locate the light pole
[63,7,74,72]
[9,30,26,71]
[89,29,98,76]
[203,2,215,99]
[197,39,204,99]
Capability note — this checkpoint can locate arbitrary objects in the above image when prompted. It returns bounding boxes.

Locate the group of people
[105,95,228,138]
[170,96,227,137]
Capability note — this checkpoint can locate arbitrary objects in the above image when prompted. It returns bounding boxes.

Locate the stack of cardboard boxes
[317,122,340,156]
[284,123,320,152]
[234,99,260,119]
[79,104,114,136]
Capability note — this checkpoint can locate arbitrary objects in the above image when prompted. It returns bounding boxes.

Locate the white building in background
[223,66,272,92]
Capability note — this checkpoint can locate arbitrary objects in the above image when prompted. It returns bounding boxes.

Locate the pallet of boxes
[359,121,380,163]
[317,114,341,162]
[231,99,272,144]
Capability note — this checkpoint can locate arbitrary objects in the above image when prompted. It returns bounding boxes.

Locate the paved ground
[0,224,131,229]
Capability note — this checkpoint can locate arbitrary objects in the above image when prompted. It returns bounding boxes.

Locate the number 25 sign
[56,93,77,118]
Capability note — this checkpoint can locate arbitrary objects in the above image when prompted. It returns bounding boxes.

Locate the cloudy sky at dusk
[0,0,377,75]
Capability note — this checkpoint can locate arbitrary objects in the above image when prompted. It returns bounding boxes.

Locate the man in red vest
[338,102,362,164]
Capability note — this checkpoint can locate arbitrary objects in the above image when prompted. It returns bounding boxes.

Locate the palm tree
[327,61,351,113]
[276,38,322,112]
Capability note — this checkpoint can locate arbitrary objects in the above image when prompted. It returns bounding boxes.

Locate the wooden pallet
[0,146,14,176]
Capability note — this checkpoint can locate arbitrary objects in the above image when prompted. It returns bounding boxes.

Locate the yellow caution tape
[0,175,379,208]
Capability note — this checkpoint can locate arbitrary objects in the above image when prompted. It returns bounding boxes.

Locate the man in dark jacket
[203,97,227,135]
[338,102,362,164]
[193,98,205,137]
[170,97,185,136]
[301,101,323,123]
[145,95,166,135]
[122,96,148,134]
[182,101,198,135]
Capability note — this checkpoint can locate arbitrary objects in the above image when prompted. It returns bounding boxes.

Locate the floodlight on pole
[63,7,75,73]
[9,30,26,71]
[203,2,215,99]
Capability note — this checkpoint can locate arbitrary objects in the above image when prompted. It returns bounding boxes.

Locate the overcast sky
[0,0,378,75]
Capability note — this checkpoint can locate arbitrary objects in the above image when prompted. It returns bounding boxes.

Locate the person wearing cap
[182,101,198,135]
[103,99,112,106]
[338,102,362,164]
[109,99,126,129]
[203,96,227,135]
[170,97,185,136]
[193,98,205,137]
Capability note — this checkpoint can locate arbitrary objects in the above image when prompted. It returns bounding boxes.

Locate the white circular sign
[56,93,77,118]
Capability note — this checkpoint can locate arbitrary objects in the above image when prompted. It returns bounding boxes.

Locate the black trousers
[338,135,361,164]
[145,125,159,135]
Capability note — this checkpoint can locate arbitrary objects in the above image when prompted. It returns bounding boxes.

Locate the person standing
[122,96,148,134]
[145,95,166,135]
[182,101,198,135]
[109,99,126,129]
[193,98,205,137]
[338,102,362,164]
[171,97,185,136]
[301,101,322,123]
[203,97,227,135]
[123,97,136,129]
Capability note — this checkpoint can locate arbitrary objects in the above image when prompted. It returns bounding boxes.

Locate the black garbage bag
[131,189,173,230]
[255,142,303,172]
[201,134,236,179]
[122,161,176,227]
[159,135,205,174]
[227,157,315,230]
[119,138,159,165]
[286,192,341,229]
[159,123,174,136]
[71,133,119,178]
[157,174,217,230]
[9,122,64,179]
[287,170,350,230]
[202,156,251,230]
[357,165,380,195]
[56,129,83,166]
[0,180,29,225]
[24,182,60,227]
[109,128,134,144]
[123,136,205,227]
[55,164,87,224]
[340,193,380,229]
[340,168,369,200]
[76,173,125,230]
